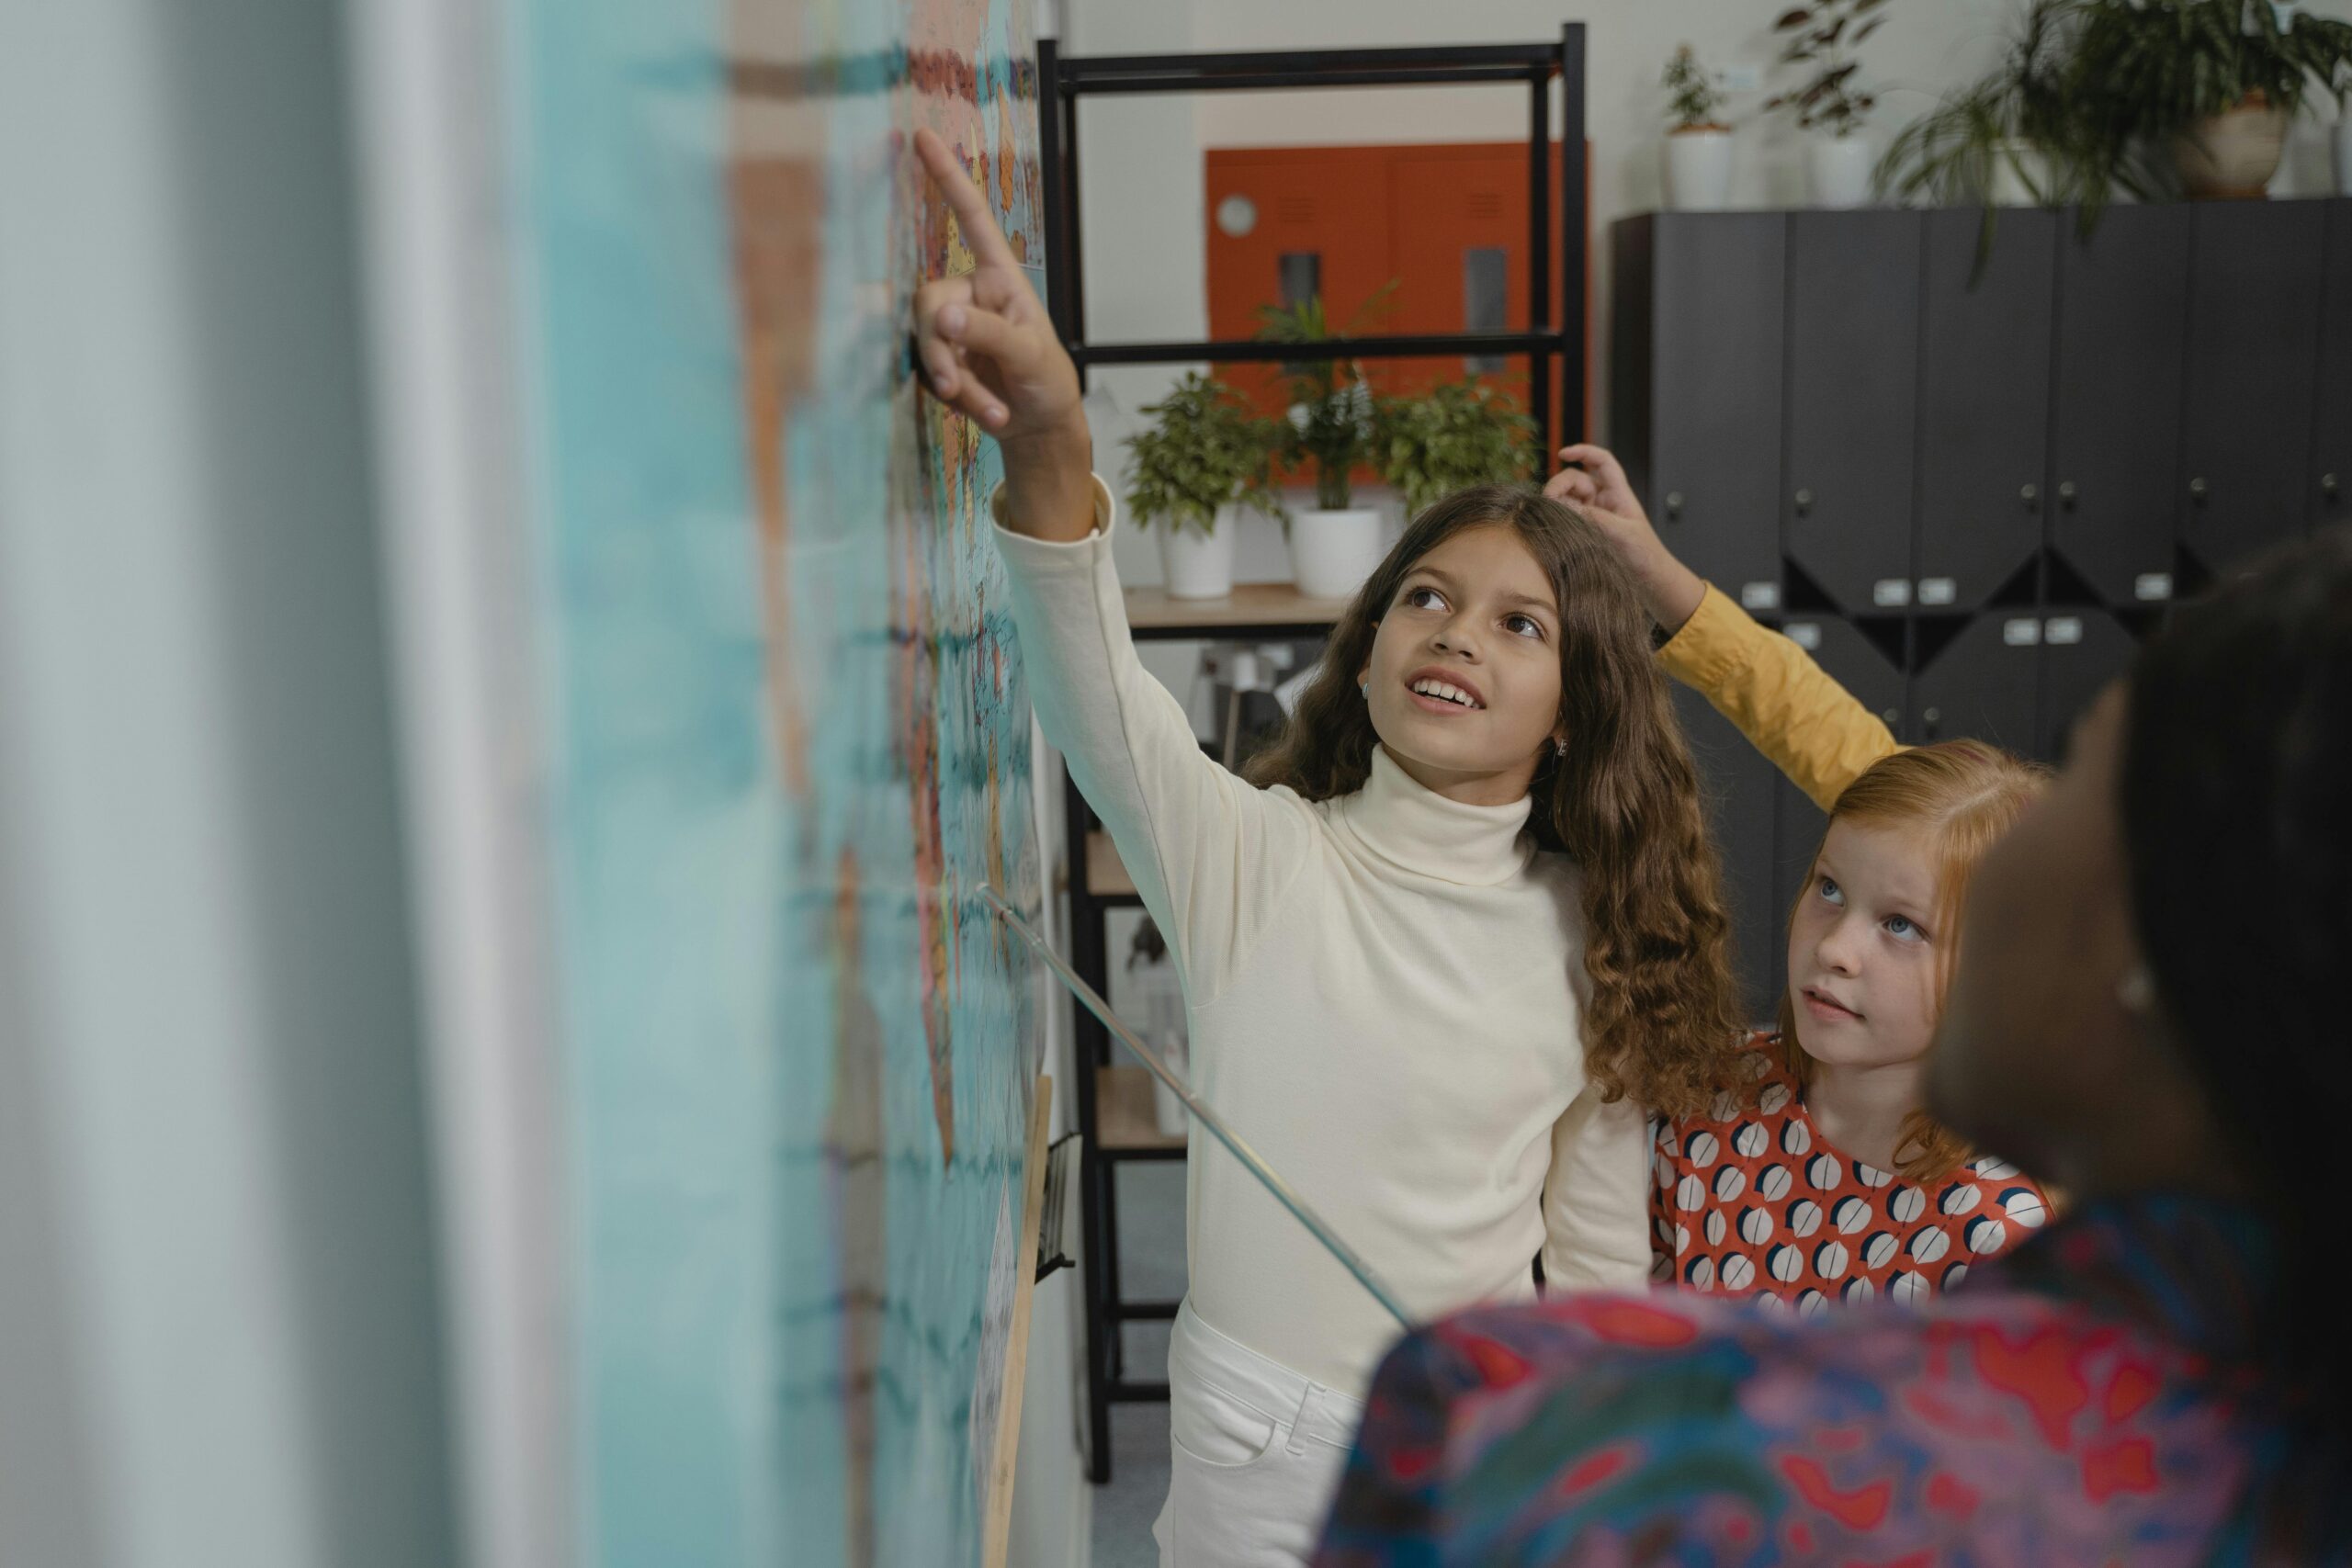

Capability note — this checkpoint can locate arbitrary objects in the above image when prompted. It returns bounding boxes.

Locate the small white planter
[2334,117,2352,198]
[1666,127,1735,211]
[1806,133,1874,209]
[1289,507,1385,600]
[1155,507,1238,600]
[1989,139,2051,207]
[2174,100,2289,199]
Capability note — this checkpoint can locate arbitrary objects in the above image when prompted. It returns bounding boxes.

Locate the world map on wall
[506,0,1045,1561]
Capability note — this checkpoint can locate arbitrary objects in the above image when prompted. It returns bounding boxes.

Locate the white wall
[0,4,456,1567]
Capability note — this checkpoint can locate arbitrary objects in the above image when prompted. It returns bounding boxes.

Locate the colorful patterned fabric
[1315,1198,2351,1566]
[1650,1036,2055,1308]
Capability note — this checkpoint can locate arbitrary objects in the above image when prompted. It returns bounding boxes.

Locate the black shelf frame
[1036,27,1589,1484]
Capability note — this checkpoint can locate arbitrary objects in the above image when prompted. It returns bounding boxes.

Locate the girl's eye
[1817,875,1843,906]
[1403,586,1446,612]
[1504,614,1544,639]
[1884,914,1926,943]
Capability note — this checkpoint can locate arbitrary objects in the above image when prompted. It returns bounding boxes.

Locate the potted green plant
[1769,0,1890,208]
[2067,0,2352,199]
[1255,288,1394,598]
[1123,371,1280,600]
[1374,379,1538,520]
[1664,44,1736,211]
[1878,0,2095,210]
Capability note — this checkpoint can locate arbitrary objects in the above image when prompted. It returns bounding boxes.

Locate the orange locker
[1205,141,1589,455]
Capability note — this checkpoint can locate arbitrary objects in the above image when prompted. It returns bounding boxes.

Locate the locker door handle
[1793,489,1815,515]
[2188,478,2210,502]
[1665,491,1685,520]
[1922,706,1942,739]
[2324,474,2342,500]
[2057,480,2079,508]
[2019,483,2039,509]
[1880,707,1900,728]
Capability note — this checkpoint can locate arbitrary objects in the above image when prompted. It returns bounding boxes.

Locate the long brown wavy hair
[1245,486,1745,1116]
[1775,740,2049,1183]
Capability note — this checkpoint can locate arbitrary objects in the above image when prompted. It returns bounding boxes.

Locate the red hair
[1776,739,2049,1183]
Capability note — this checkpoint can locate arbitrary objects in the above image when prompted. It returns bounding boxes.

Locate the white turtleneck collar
[1336,746,1538,886]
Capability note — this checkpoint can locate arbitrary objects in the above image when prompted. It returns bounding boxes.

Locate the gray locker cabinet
[2312,199,2352,538]
[2049,205,2193,606]
[1770,616,1907,1011]
[2179,200,2329,574]
[2036,609,2140,764]
[1672,686,1781,1026]
[1786,211,1927,615]
[1917,209,2058,611]
[1612,214,1789,606]
[1909,613,2043,753]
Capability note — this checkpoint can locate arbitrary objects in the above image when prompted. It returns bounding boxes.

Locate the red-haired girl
[1550,446,2056,1313]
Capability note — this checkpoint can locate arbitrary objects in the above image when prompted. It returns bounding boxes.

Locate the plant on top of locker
[2066,0,2352,197]
[1876,0,2102,212]
[1665,43,1731,131]
[1767,0,1888,138]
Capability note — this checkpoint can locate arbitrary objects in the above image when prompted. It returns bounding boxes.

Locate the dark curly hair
[1245,486,1746,1116]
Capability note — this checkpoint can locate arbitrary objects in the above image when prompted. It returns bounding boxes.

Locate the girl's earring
[2116,964,2156,1016]
[1359,679,1369,697]
[1552,737,1568,758]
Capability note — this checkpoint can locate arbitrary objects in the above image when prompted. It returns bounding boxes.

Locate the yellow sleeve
[1657,585,1902,812]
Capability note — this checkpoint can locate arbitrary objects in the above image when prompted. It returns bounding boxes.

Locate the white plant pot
[1805,133,1874,209]
[2174,101,2289,199]
[2334,117,2352,198]
[1156,506,1239,600]
[1288,507,1385,600]
[1666,128,1735,212]
[1989,139,2051,207]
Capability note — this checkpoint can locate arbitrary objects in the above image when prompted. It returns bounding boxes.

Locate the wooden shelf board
[1084,831,1136,897]
[1096,1064,1186,1151]
[1124,581,1351,632]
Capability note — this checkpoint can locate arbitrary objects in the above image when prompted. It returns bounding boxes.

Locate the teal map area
[506,0,1045,1561]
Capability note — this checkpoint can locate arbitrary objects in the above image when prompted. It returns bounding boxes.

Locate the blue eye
[1818,875,1843,906]
[1884,914,1926,943]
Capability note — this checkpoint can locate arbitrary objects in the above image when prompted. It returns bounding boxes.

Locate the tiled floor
[1090,1158,1186,1567]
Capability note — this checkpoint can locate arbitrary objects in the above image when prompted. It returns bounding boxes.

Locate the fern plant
[1374,380,1538,519]
[2067,0,2352,196]
[1878,0,2096,208]
[1123,372,1281,536]
[1253,284,1396,512]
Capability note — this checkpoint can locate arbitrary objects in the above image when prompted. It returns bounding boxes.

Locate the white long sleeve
[995,479,1651,1394]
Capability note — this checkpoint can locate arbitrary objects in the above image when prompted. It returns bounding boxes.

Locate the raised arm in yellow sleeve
[1657,585,1902,812]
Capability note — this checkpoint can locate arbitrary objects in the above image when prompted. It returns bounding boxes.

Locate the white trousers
[1150,1299,1367,1568]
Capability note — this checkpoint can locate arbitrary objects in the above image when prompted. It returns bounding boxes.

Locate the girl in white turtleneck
[910,130,1745,1568]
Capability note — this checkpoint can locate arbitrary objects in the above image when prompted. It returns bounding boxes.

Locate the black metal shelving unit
[1035,27,1590,1483]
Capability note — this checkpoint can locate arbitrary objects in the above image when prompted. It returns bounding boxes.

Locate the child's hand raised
[910,128,1082,447]
[910,128,1093,539]
[1545,444,1647,525]
[1544,442,1706,635]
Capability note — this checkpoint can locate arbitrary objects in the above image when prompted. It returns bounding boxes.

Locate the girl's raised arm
[1550,444,1898,812]
[911,130,1311,1000]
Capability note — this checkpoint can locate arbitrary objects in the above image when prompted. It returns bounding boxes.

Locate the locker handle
[2019,483,2039,509]
[2324,474,2342,500]
[2188,478,2210,502]
[1665,491,1685,520]
[1793,488,1815,515]
[1922,706,1942,739]
[2057,480,2079,508]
